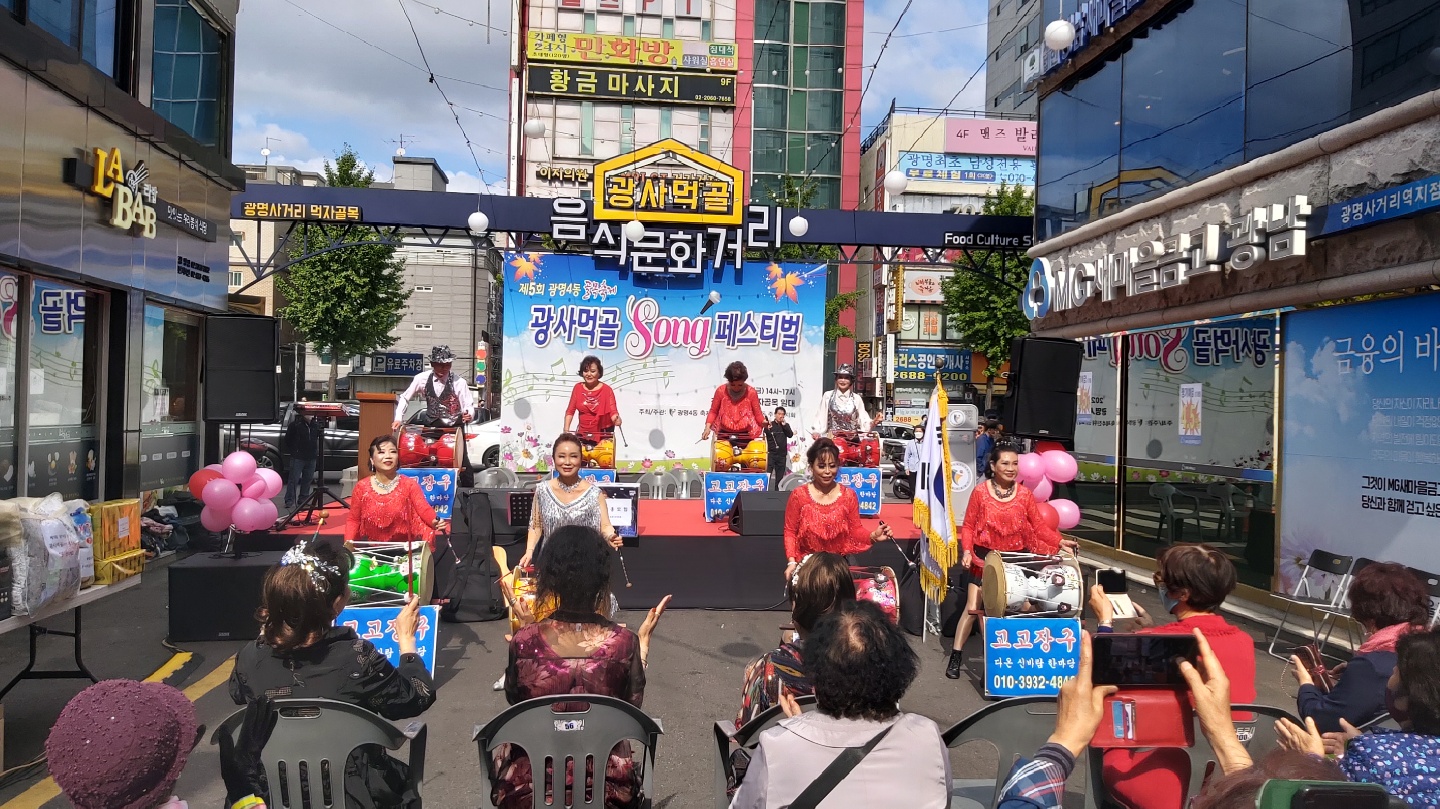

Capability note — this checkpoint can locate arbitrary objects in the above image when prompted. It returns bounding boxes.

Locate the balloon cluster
[187,451,283,533]
[1016,450,1082,532]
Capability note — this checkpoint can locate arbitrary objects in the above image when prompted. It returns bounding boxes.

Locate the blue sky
[231,0,992,191]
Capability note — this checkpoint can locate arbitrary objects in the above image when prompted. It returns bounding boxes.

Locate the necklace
[371,474,399,495]
[556,477,583,493]
[990,479,1016,499]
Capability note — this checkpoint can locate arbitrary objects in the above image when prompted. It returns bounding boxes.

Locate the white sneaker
[492,673,505,691]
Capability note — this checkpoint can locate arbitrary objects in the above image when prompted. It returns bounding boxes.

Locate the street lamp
[623,219,646,242]
[467,211,489,235]
[523,119,547,139]
[1044,19,1077,51]
[883,170,908,197]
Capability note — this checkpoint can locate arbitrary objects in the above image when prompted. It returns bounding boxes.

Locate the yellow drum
[582,437,615,469]
[735,439,768,471]
[712,437,767,471]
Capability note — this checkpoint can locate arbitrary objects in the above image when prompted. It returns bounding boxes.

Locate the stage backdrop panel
[501,253,826,473]
[1279,294,1440,594]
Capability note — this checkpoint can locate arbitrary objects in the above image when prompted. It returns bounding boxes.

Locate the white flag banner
[913,383,958,601]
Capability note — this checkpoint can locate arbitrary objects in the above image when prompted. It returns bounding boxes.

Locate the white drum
[1025,563,1082,616]
[982,551,1082,618]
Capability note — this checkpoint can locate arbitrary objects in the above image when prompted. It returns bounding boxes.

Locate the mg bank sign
[1040,0,1149,77]
[1022,195,1311,320]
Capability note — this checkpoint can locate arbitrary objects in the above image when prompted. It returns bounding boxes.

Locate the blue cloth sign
[397,468,457,520]
[703,471,770,522]
[983,617,1082,697]
[838,467,881,516]
[335,604,441,675]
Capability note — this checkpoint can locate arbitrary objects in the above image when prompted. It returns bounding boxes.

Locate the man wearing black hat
[809,364,871,438]
[392,346,475,463]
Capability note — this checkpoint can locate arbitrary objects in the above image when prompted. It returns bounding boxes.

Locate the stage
[268,492,923,610]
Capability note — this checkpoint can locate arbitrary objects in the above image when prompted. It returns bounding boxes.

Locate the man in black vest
[392,346,475,465]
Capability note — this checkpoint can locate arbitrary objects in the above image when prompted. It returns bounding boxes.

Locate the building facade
[1,0,241,503]
[1028,0,1440,594]
[986,0,1040,116]
[855,106,1036,422]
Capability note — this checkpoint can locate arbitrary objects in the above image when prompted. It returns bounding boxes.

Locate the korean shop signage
[534,164,594,184]
[548,197,783,275]
[527,65,735,107]
[591,139,744,225]
[527,31,737,71]
[63,148,219,242]
[239,202,364,222]
[1040,0,1150,77]
[1022,194,1311,320]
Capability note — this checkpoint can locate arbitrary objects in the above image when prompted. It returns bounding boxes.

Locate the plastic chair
[942,696,1099,809]
[638,469,680,500]
[778,472,809,492]
[211,698,428,809]
[1406,566,1440,629]
[473,694,663,809]
[670,468,703,500]
[1149,483,1202,544]
[475,467,520,489]
[1266,549,1354,659]
[711,694,819,808]
[1204,482,1249,543]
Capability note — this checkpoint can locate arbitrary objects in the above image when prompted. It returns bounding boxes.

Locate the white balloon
[787,216,809,237]
[883,170,908,196]
[523,119,547,139]
[1044,19,1077,52]
[623,219,646,242]
[467,211,489,234]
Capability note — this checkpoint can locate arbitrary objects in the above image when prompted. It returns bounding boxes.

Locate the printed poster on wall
[501,253,825,473]
[1077,371,1094,425]
[1179,383,1203,445]
[1074,339,1120,483]
[1279,294,1440,593]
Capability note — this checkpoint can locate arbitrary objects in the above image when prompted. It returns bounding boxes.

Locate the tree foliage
[275,145,411,398]
[754,176,854,341]
[940,182,1035,393]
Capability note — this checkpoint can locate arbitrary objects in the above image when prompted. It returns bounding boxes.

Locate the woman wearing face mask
[782,438,893,583]
[1088,542,1256,809]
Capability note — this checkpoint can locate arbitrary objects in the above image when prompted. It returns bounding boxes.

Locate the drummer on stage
[701,361,767,444]
[808,364,871,439]
[564,355,622,440]
[391,346,474,466]
[782,438,894,582]
[944,442,1077,680]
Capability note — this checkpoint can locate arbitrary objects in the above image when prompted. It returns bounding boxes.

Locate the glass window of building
[580,101,595,156]
[787,91,807,130]
[808,46,843,89]
[805,133,839,174]
[1071,337,1120,547]
[620,105,635,152]
[584,11,597,32]
[756,43,789,83]
[698,108,711,153]
[659,108,672,139]
[755,0,789,41]
[152,0,227,148]
[1118,0,1244,206]
[141,305,201,425]
[786,133,808,173]
[0,272,19,499]
[623,14,636,34]
[701,19,711,39]
[27,0,119,77]
[1036,57,1120,237]
[662,17,674,36]
[753,88,787,128]
[792,0,810,42]
[809,2,844,45]
[28,279,102,501]
[792,45,809,88]
[806,89,842,132]
[753,130,786,172]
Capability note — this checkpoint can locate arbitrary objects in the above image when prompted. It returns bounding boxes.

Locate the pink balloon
[221,451,258,484]
[256,498,279,527]
[256,468,284,500]
[204,463,223,472]
[241,475,268,500]
[1051,498,1082,530]
[1042,450,1079,484]
[200,505,232,533]
[231,497,268,532]
[201,477,241,510]
[1016,453,1046,486]
[1027,475,1053,502]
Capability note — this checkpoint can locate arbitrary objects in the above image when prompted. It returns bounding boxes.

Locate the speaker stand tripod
[278,420,349,530]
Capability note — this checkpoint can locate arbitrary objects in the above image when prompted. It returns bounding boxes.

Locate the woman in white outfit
[809,364,872,439]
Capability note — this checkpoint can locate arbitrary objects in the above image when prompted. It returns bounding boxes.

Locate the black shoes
[945,649,963,679]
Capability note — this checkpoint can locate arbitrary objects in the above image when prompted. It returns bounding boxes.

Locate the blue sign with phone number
[838,467,881,516]
[335,604,441,675]
[398,468,457,520]
[983,617,1082,697]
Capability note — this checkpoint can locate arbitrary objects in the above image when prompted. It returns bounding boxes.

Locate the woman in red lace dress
[782,438,893,582]
[564,355,622,439]
[346,435,443,550]
[945,442,1075,679]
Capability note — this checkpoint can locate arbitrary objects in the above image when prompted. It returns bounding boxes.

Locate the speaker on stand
[999,337,1083,441]
[205,315,280,424]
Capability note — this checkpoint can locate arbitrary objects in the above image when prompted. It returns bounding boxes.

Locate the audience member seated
[229,542,436,809]
[1291,562,1430,733]
[729,600,950,808]
[1088,543,1256,809]
[1278,629,1440,807]
[736,552,856,729]
[492,524,670,809]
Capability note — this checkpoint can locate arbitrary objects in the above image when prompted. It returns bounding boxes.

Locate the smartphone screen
[1097,569,1128,594]
[1090,633,1199,686]
[1256,779,1392,809]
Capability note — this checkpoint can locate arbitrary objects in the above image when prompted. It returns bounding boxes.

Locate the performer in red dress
[701,361,767,443]
[564,355,622,439]
[782,438,893,582]
[346,435,443,550]
[945,442,1075,679]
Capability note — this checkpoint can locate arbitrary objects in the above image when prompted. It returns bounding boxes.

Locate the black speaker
[1000,337,1083,441]
[167,551,283,641]
[205,315,279,422]
[730,491,788,536]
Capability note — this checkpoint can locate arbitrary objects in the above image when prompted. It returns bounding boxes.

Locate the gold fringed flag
[912,383,958,602]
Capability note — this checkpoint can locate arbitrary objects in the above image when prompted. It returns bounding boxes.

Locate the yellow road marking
[0,654,236,809]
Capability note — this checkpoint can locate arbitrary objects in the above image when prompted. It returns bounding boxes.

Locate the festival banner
[982,616,1082,697]
[397,468,457,520]
[335,604,441,675]
[839,467,881,516]
[501,252,826,473]
[1279,294,1440,593]
[702,472,770,522]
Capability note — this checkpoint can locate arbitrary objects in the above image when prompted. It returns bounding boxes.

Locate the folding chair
[1406,567,1440,629]
[1266,549,1354,659]
[638,469,680,500]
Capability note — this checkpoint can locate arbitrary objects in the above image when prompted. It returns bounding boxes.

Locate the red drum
[852,565,899,624]
[398,425,461,468]
[831,431,881,468]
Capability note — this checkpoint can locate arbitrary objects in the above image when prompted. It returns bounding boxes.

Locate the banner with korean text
[501,252,826,473]
[1279,294,1440,595]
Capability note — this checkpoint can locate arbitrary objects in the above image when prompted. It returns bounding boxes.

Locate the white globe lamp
[467,211,489,234]
[883,170,908,196]
[523,119,547,139]
[1044,20,1077,52]
[623,219,646,242]
[787,215,809,238]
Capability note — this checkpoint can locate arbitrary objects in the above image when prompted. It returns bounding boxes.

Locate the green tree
[755,176,857,342]
[940,182,1035,408]
[276,145,411,399]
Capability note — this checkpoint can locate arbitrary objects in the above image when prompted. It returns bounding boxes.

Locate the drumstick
[618,547,633,588]
[617,425,630,448]
[310,510,329,544]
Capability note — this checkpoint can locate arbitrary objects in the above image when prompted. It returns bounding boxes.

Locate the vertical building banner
[501,252,826,473]
[1279,295,1440,592]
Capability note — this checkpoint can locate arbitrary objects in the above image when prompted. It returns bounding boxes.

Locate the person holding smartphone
[1089,543,1257,809]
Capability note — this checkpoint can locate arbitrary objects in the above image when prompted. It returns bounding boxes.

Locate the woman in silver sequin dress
[517,432,622,570]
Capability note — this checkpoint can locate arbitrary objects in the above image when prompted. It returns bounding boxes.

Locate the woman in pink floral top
[491,525,671,809]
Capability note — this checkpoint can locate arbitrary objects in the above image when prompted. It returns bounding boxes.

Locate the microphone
[699,290,721,315]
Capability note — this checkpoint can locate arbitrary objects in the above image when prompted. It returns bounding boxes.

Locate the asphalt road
[0,552,1298,808]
